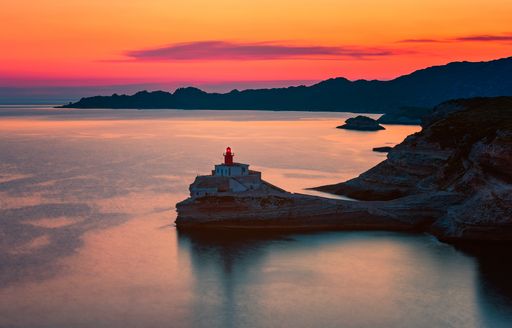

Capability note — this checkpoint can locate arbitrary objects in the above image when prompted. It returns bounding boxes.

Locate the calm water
[0,106,511,328]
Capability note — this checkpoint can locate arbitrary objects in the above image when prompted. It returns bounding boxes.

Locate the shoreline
[176,97,512,244]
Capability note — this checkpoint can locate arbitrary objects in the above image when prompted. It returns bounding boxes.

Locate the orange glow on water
[1,108,487,328]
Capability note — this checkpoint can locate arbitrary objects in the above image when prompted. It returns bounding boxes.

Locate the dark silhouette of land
[61,57,512,119]
[337,115,385,131]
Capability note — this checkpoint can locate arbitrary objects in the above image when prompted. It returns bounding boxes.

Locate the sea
[0,105,511,328]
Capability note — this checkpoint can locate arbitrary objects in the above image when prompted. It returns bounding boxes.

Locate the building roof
[192,176,230,191]
[215,162,249,167]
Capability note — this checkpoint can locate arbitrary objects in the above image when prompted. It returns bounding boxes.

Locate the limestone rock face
[317,131,452,200]
[432,129,512,240]
[316,97,512,241]
[176,97,512,242]
[175,187,458,231]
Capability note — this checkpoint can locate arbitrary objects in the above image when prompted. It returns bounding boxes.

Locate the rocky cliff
[176,188,460,232]
[176,97,512,242]
[315,97,512,241]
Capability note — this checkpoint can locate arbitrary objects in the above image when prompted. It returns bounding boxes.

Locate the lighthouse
[189,147,263,198]
[224,147,234,165]
[212,147,249,177]
[214,147,248,177]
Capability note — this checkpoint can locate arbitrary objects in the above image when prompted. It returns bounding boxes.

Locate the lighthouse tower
[224,147,234,165]
[213,147,249,177]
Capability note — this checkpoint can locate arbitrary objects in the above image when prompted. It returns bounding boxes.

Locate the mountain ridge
[60,56,512,113]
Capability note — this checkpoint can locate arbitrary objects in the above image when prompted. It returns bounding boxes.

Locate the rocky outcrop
[337,115,385,131]
[316,97,512,241]
[176,97,512,242]
[176,188,461,231]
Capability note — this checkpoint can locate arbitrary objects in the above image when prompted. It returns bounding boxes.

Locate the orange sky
[1,0,512,90]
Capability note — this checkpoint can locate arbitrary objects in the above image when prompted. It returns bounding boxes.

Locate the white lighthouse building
[189,147,263,198]
[213,147,250,177]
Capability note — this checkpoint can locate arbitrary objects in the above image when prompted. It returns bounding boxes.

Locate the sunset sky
[1,0,511,101]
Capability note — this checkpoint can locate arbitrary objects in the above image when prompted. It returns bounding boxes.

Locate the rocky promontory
[176,97,512,243]
[316,97,512,241]
[176,186,460,232]
[337,115,385,131]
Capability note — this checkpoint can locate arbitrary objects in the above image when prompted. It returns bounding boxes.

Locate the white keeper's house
[189,147,263,198]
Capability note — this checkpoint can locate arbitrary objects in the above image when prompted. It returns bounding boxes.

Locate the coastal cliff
[176,188,460,231]
[176,97,512,242]
[316,97,512,241]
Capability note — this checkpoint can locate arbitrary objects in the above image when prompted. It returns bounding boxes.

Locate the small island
[337,115,385,131]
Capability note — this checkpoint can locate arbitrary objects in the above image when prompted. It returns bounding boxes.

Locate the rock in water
[337,115,385,131]
[372,146,393,153]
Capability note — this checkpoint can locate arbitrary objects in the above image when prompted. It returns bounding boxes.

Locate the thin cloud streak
[398,33,512,43]
[124,41,401,61]
[455,34,512,42]
[397,38,447,43]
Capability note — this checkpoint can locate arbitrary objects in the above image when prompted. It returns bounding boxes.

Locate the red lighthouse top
[224,147,234,165]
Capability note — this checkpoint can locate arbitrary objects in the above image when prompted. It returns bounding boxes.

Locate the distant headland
[60,57,512,119]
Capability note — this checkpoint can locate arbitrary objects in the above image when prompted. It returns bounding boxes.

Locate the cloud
[454,34,512,42]
[398,33,512,43]
[397,38,446,43]
[124,41,400,61]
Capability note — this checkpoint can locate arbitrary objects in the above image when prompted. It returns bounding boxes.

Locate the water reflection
[1,107,511,327]
[178,230,512,328]
[0,203,126,287]
[177,230,288,328]
[456,245,512,327]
